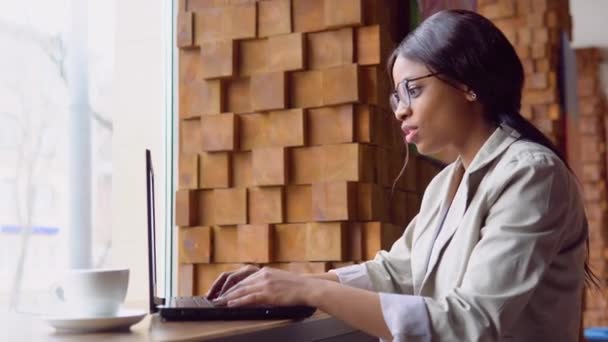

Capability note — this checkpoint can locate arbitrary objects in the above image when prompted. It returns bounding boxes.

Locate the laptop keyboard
[173,296,214,308]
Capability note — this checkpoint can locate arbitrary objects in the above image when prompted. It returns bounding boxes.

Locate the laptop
[146,149,317,320]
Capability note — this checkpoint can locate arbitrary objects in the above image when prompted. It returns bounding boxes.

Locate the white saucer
[41,309,147,333]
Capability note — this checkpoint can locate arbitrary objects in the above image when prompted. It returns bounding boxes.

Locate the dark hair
[388,9,598,288]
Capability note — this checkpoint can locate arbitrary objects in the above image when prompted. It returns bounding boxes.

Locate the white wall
[111,0,168,303]
[571,0,608,96]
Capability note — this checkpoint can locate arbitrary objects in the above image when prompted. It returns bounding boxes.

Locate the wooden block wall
[575,48,608,328]
[176,0,443,295]
[478,0,571,152]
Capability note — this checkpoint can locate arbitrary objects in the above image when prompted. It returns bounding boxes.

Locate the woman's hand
[205,264,260,300]
[212,267,322,308]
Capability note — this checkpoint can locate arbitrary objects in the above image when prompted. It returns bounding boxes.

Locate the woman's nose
[393,102,410,121]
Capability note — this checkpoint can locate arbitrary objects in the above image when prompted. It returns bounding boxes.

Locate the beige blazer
[364,125,587,341]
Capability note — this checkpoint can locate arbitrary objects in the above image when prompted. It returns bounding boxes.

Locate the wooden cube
[212,225,240,262]
[290,70,323,108]
[226,78,252,114]
[258,0,292,37]
[322,64,361,105]
[178,153,199,189]
[308,104,355,145]
[199,152,231,189]
[196,189,215,226]
[356,25,382,66]
[196,263,245,295]
[312,181,356,221]
[362,222,402,260]
[180,118,201,155]
[306,222,345,261]
[307,28,353,69]
[251,72,287,111]
[180,79,223,117]
[248,187,284,224]
[406,193,421,223]
[213,188,248,225]
[194,8,224,44]
[267,33,305,72]
[177,11,194,48]
[357,182,385,221]
[239,113,269,150]
[361,66,389,107]
[199,40,236,79]
[290,146,322,184]
[347,222,363,261]
[321,143,373,182]
[390,190,408,227]
[176,189,198,226]
[232,151,254,188]
[179,226,212,263]
[324,0,363,29]
[355,105,381,145]
[252,147,288,186]
[239,39,268,76]
[267,109,306,147]
[224,2,257,39]
[285,185,312,223]
[274,223,308,261]
[293,0,324,33]
[179,48,201,84]
[200,113,238,152]
[238,224,273,263]
[177,263,194,296]
[269,262,329,274]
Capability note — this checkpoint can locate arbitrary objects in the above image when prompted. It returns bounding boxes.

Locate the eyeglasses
[389,72,440,113]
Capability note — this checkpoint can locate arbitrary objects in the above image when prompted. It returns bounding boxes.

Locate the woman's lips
[401,125,419,143]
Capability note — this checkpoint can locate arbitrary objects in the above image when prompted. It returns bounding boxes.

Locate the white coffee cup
[55,268,129,317]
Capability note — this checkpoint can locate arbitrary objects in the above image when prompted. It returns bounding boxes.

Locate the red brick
[200,113,238,152]
[251,72,287,111]
[258,0,291,37]
[248,187,284,224]
[307,28,353,69]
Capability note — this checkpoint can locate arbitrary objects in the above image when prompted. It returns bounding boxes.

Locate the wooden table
[0,308,376,341]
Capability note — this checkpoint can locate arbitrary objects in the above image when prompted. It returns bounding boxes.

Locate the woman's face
[391,56,474,155]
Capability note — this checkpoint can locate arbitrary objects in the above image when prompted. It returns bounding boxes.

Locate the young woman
[206,10,591,341]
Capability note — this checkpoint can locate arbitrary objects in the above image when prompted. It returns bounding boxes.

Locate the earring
[469,91,477,101]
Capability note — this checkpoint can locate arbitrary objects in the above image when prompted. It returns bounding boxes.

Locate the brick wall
[175,0,443,296]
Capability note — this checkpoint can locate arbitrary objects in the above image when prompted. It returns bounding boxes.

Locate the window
[0,0,174,311]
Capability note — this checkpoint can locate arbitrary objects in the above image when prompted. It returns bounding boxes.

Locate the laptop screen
[146,149,163,313]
